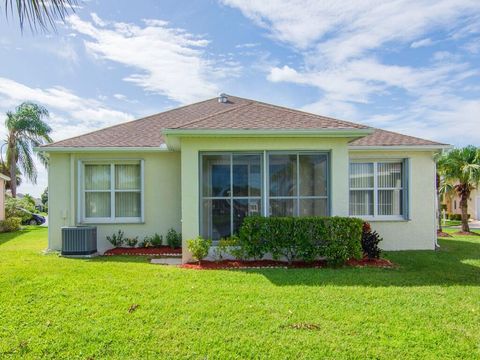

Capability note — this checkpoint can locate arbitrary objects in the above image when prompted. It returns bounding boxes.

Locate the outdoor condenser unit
[61,226,97,256]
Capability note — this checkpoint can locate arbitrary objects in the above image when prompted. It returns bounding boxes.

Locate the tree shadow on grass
[0,226,44,247]
[236,239,480,288]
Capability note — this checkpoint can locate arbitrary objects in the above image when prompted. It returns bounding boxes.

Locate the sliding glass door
[201,153,262,240]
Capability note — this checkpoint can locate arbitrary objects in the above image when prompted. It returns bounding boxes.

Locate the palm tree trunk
[460,192,470,232]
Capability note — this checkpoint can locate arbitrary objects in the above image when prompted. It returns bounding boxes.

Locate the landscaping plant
[361,222,383,259]
[0,217,22,232]
[212,236,239,261]
[187,236,212,264]
[150,233,163,247]
[166,228,182,248]
[106,230,125,247]
[125,237,139,248]
[239,216,363,265]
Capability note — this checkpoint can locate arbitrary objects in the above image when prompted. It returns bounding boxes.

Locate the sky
[1,0,480,196]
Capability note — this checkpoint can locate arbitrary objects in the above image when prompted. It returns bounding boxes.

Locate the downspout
[434,160,440,250]
[70,154,75,226]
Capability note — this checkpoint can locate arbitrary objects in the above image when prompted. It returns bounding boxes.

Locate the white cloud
[411,38,434,48]
[0,77,134,196]
[67,13,224,104]
[223,0,480,146]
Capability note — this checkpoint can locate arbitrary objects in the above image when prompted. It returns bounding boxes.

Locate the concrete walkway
[150,258,182,266]
[445,220,480,229]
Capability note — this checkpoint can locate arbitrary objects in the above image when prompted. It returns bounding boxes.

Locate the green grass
[0,227,479,359]
[441,219,462,227]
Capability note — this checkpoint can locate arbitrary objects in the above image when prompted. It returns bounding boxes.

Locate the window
[201,153,262,240]
[268,153,328,217]
[80,161,143,223]
[349,160,408,219]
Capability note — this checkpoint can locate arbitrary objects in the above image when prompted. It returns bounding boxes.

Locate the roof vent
[218,93,228,103]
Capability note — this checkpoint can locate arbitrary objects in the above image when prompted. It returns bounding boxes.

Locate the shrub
[187,236,212,263]
[0,217,22,232]
[125,237,139,248]
[5,196,36,223]
[138,236,152,248]
[150,233,163,247]
[361,222,382,259]
[106,230,125,247]
[238,216,363,265]
[448,213,470,221]
[212,236,239,261]
[166,228,182,248]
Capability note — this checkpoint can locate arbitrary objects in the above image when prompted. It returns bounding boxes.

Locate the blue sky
[1,0,480,196]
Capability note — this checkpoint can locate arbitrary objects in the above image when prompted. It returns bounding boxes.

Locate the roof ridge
[44,97,221,147]
[172,101,254,129]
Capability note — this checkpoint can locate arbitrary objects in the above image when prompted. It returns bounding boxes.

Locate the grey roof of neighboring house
[41,95,447,149]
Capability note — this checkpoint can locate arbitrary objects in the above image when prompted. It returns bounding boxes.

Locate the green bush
[166,228,182,248]
[5,196,36,223]
[448,213,470,221]
[106,230,125,247]
[238,216,363,265]
[150,233,163,247]
[212,236,239,261]
[187,236,212,263]
[125,237,139,247]
[0,217,22,232]
[138,236,152,248]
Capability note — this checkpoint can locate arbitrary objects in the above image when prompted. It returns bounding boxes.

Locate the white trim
[349,145,451,151]
[78,160,145,224]
[35,146,170,153]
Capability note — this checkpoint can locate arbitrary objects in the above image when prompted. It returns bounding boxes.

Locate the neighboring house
[444,188,480,220]
[38,95,449,262]
[0,173,10,221]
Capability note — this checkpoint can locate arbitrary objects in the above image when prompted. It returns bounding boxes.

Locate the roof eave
[348,144,452,151]
[34,145,171,153]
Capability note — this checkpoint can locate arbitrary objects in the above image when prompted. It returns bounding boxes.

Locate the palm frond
[4,0,77,32]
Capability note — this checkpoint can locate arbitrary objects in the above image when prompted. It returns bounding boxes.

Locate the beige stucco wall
[0,178,5,221]
[350,150,437,250]
[48,151,181,253]
[180,136,352,261]
[444,188,479,220]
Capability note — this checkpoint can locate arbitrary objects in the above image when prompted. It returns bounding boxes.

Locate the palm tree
[3,0,76,32]
[3,102,52,197]
[437,146,480,233]
[436,173,454,233]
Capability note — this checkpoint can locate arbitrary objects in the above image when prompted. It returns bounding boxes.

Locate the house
[38,95,449,262]
[0,173,10,221]
[443,188,480,220]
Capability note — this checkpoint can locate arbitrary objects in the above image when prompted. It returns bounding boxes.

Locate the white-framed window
[79,160,144,223]
[349,160,409,220]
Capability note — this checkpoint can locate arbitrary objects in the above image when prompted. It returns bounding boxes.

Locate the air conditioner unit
[61,226,97,256]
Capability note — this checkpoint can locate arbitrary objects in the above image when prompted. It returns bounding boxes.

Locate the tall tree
[437,146,480,233]
[3,102,52,197]
[2,0,76,32]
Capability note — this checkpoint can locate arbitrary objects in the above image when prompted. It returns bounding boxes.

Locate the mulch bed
[453,231,480,236]
[104,247,182,256]
[181,257,393,270]
[437,231,452,238]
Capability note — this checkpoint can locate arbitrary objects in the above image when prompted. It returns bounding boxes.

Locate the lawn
[0,228,479,359]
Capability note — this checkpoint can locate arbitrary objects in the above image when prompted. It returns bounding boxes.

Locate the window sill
[79,219,144,225]
[353,216,409,222]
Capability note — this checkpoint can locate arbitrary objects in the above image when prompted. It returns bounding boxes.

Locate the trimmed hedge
[447,213,470,221]
[0,217,22,233]
[238,216,363,265]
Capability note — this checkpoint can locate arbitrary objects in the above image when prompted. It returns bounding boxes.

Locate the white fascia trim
[34,145,171,153]
[163,128,374,138]
[349,145,452,151]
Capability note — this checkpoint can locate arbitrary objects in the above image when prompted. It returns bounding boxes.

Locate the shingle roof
[349,128,447,147]
[42,95,446,148]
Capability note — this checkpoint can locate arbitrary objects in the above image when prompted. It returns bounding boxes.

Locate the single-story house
[444,187,480,220]
[38,94,449,262]
[0,173,10,221]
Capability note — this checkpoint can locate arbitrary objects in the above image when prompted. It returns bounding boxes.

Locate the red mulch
[181,257,393,270]
[104,247,182,256]
[437,231,452,238]
[453,231,480,236]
